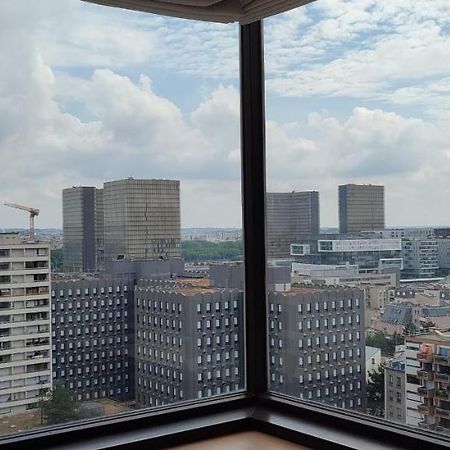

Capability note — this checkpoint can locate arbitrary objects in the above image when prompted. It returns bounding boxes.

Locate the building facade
[95,188,105,272]
[384,353,406,424]
[51,279,134,402]
[268,287,366,411]
[103,178,181,264]
[266,191,319,259]
[62,187,97,273]
[291,237,402,271]
[134,279,244,407]
[436,238,450,273]
[338,184,384,234]
[0,234,51,415]
[404,337,426,428]
[401,238,438,279]
[366,346,382,382]
[410,331,450,432]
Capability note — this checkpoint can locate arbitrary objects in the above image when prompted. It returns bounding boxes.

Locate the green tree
[40,385,81,425]
[367,363,385,417]
[366,332,404,357]
[181,240,243,262]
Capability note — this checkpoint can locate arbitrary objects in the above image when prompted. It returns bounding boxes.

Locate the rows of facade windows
[49,276,366,414]
[51,281,134,403]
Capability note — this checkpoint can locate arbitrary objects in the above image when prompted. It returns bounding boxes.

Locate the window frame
[0,19,449,450]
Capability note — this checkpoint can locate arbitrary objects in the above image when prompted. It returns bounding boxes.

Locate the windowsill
[168,431,312,450]
[0,394,449,450]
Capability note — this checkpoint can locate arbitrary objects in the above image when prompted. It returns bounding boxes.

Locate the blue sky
[1,0,450,228]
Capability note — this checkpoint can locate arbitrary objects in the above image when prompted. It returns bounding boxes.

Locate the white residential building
[0,234,52,415]
[366,346,382,382]
[404,338,423,427]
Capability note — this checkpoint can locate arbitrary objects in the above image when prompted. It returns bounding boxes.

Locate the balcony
[434,355,450,365]
[418,403,434,415]
[435,408,450,419]
[417,352,434,363]
[435,373,450,384]
[418,370,434,381]
[418,386,435,397]
[26,339,49,347]
[0,329,11,338]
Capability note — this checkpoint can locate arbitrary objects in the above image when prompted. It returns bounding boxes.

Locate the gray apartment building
[51,279,135,402]
[103,178,181,264]
[339,184,384,234]
[384,354,406,424]
[134,279,244,407]
[63,187,98,273]
[134,266,366,412]
[268,287,366,411]
[266,191,320,260]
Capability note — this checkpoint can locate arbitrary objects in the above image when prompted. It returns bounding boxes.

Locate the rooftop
[366,346,381,360]
[136,276,219,295]
[406,329,450,344]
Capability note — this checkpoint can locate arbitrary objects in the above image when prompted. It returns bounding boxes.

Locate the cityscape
[2,0,450,446]
[1,179,450,436]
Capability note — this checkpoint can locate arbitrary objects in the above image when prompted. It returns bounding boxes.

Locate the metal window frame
[1,20,450,450]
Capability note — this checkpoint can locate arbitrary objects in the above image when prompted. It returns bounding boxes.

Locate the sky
[1,0,450,229]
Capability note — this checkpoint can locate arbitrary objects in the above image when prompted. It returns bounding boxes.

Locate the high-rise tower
[103,178,181,263]
[266,191,320,259]
[338,184,384,234]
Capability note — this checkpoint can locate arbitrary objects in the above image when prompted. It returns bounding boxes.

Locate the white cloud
[0,3,242,227]
[265,0,450,112]
[266,106,450,227]
[2,0,450,231]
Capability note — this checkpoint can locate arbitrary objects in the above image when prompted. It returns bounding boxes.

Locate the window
[264,0,450,441]
[3,1,449,448]
[0,0,245,439]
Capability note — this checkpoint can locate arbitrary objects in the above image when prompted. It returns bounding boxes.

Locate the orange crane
[4,202,40,239]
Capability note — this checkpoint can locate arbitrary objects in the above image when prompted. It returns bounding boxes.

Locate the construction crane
[4,202,40,239]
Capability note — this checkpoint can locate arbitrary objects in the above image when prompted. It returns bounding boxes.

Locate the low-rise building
[366,346,382,382]
[372,304,450,335]
[384,352,406,424]
[291,237,402,271]
[391,287,440,307]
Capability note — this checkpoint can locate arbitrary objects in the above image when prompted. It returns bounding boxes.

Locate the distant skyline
[1,1,450,228]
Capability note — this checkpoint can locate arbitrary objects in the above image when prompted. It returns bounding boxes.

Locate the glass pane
[265,0,450,438]
[0,0,243,436]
